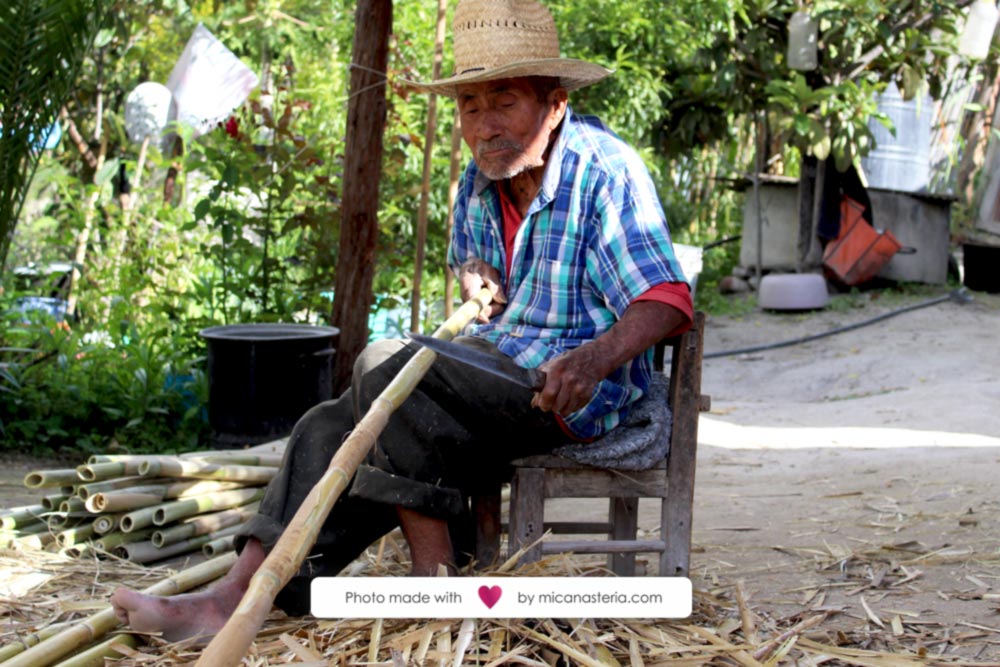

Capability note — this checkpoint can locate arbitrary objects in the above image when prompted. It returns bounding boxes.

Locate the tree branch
[846,0,977,80]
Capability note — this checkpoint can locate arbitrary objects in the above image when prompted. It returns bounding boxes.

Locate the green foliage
[4,0,992,457]
[657,0,971,170]
[0,302,208,456]
[0,0,104,269]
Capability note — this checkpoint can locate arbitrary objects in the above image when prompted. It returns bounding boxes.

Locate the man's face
[456,78,567,181]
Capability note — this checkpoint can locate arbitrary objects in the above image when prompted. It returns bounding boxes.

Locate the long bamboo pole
[137,459,277,484]
[85,479,245,512]
[1,552,236,667]
[195,288,492,667]
[0,623,72,663]
[50,633,138,667]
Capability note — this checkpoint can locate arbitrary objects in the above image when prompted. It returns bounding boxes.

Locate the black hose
[704,288,972,359]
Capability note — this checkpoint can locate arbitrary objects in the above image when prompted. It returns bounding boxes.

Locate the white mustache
[476,139,523,159]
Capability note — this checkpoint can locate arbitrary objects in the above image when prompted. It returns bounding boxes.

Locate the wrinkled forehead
[455,77,537,100]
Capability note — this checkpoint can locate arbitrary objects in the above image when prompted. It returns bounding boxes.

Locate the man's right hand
[459,258,507,324]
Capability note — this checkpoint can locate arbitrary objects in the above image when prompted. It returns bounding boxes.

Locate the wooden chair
[472,311,707,576]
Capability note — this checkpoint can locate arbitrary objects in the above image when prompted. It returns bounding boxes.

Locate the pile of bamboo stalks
[0,445,283,565]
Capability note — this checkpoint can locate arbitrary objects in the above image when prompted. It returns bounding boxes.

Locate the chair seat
[549,373,672,471]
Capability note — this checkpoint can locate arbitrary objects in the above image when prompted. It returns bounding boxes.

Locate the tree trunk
[331,0,392,393]
[410,0,448,333]
[797,155,819,273]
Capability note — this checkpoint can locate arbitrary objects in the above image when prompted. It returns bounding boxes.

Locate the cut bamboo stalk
[86,454,174,465]
[46,512,90,530]
[1,504,46,530]
[195,288,491,667]
[1,523,49,548]
[59,497,87,514]
[0,622,73,662]
[119,487,262,533]
[92,513,124,535]
[5,522,49,537]
[153,501,260,547]
[116,524,243,564]
[15,530,56,550]
[85,479,246,513]
[94,527,155,551]
[76,460,151,482]
[23,468,84,488]
[41,493,68,511]
[56,523,96,547]
[91,452,278,471]
[50,632,138,667]
[152,487,264,526]
[60,543,95,559]
[138,459,277,484]
[1,551,236,667]
[202,534,236,558]
[189,453,284,467]
[117,505,164,533]
[85,491,163,514]
[75,476,163,500]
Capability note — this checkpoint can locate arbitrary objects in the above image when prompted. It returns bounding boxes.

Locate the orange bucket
[823,197,901,286]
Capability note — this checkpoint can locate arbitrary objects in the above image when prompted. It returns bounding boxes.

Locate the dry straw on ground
[3,531,1000,667]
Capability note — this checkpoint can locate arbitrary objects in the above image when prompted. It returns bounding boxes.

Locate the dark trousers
[237,337,568,615]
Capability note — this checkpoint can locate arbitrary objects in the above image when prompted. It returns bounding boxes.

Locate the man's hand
[531,344,606,415]
[459,258,507,324]
[531,301,687,416]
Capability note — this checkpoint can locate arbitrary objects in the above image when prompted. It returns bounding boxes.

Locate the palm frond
[0,0,104,270]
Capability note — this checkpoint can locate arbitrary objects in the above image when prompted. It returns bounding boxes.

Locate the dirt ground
[2,286,999,660]
[670,287,1000,656]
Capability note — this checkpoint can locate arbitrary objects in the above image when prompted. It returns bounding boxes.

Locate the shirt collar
[472,105,576,207]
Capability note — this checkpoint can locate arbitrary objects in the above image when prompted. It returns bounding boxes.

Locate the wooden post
[411,0,449,332]
[331,0,392,393]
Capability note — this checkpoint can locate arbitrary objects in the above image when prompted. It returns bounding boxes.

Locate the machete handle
[526,367,547,393]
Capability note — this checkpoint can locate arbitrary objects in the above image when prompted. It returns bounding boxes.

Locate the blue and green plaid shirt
[448,106,688,439]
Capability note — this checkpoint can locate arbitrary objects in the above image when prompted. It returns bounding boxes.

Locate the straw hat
[405,0,612,97]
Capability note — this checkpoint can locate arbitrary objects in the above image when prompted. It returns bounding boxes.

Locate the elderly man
[112,0,692,641]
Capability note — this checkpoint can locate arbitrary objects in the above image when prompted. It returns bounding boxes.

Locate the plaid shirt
[448,106,688,439]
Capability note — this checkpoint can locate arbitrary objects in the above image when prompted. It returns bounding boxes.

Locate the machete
[407,332,547,392]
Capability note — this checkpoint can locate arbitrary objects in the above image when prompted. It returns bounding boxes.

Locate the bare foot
[111,587,237,643]
[111,538,265,642]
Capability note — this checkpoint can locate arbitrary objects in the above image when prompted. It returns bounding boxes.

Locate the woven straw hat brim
[404,58,613,98]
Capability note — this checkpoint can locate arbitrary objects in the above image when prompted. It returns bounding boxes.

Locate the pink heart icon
[478,585,502,609]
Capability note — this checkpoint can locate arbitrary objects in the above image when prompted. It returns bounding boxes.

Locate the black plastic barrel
[200,323,339,447]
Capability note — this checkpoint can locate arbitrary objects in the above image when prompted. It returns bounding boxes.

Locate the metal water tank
[861,83,933,192]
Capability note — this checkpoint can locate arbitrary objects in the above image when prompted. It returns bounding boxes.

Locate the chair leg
[608,497,638,575]
[472,483,502,569]
[509,467,545,564]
